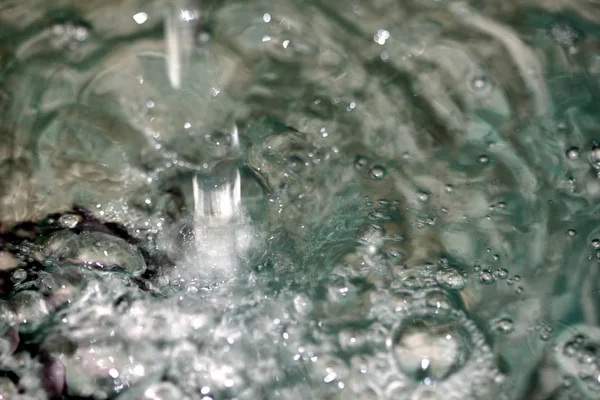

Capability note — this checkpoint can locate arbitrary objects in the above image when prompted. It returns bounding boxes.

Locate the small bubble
[354,155,368,169]
[515,286,524,294]
[574,334,586,344]
[369,166,387,180]
[563,341,579,357]
[578,347,596,364]
[479,270,495,284]
[566,147,580,159]
[566,229,577,237]
[436,268,466,291]
[469,74,490,93]
[10,269,27,284]
[591,239,600,249]
[514,275,521,282]
[417,191,430,203]
[58,214,81,229]
[368,210,388,221]
[590,146,600,168]
[444,184,454,193]
[493,318,514,334]
[493,268,508,280]
[425,291,452,313]
[478,155,490,164]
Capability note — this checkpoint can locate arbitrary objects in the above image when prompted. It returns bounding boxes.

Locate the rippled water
[0,0,600,399]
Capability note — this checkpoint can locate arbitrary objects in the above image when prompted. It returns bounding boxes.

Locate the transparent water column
[165,0,244,283]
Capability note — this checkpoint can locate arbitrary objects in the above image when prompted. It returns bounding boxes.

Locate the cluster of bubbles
[0,208,505,399]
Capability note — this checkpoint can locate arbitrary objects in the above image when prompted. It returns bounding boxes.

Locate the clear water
[0,0,599,399]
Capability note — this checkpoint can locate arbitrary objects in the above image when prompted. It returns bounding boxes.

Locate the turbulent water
[0,0,599,399]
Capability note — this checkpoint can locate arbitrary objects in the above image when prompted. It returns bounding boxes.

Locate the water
[0,0,599,398]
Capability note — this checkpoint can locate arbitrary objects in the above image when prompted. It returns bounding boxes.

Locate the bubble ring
[385,306,500,399]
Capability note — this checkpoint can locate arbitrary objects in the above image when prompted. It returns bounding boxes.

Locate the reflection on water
[0,0,600,398]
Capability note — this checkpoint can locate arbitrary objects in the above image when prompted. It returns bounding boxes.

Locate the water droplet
[479,270,495,284]
[444,184,454,193]
[566,229,577,237]
[369,166,387,180]
[566,147,580,160]
[389,314,471,381]
[435,268,466,291]
[478,155,490,164]
[493,318,514,334]
[58,214,82,229]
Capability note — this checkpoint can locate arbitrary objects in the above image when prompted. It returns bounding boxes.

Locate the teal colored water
[0,1,599,399]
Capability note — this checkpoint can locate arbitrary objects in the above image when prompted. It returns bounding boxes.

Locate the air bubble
[493,268,508,280]
[435,268,466,291]
[369,165,387,180]
[58,214,82,229]
[425,291,452,314]
[10,291,49,334]
[469,74,491,93]
[389,313,471,381]
[566,147,580,160]
[492,318,514,334]
[478,155,490,164]
[417,191,430,203]
[53,231,147,276]
[590,147,600,168]
[563,341,579,357]
[479,270,495,284]
[354,155,368,169]
[10,268,27,284]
